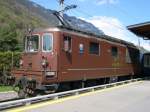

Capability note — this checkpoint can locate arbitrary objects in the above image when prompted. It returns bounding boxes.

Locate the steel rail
[0,78,143,110]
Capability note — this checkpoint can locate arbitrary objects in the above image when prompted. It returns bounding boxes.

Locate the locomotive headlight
[42,59,46,66]
[19,59,23,67]
[42,56,48,68]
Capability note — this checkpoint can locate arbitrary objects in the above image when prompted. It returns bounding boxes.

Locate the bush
[0,52,21,74]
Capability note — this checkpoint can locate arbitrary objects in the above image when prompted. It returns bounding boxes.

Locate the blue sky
[31,0,150,50]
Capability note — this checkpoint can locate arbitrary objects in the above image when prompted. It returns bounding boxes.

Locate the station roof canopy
[127,21,150,40]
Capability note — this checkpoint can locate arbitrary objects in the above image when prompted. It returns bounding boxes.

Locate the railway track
[0,98,21,103]
[0,78,144,111]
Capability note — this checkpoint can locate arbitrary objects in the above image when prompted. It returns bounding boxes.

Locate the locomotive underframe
[10,68,137,98]
[10,69,58,97]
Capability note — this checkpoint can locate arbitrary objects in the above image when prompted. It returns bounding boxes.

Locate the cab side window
[63,36,72,53]
[144,55,150,68]
[126,48,132,63]
[111,46,118,58]
[89,42,100,55]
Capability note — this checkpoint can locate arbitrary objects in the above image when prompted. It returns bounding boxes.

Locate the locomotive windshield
[43,34,53,52]
[25,35,39,52]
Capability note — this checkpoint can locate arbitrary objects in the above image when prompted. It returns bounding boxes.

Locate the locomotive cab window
[63,36,72,52]
[89,42,100,55]
[111,46,118,58]
[126,48,132,63]
[25,35,39,52]
[43,34,53,52]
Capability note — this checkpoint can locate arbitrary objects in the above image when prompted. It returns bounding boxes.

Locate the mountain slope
[0,0,50,51]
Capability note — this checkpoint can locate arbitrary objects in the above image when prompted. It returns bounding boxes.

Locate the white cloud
[140,40,150,51]
[80,16,150,51]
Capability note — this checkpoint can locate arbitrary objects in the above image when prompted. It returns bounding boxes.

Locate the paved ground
[7,81,150,112]
[0,92,18,102]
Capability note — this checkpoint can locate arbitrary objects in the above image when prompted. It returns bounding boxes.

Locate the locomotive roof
[28,12,137,49]
[40,11,104,36]
[33,26,137,49]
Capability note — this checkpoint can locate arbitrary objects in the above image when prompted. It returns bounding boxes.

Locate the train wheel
[13,76,28,98]
[18,89,28,98]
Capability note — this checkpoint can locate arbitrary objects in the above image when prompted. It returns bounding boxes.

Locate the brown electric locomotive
[11,26,140,97]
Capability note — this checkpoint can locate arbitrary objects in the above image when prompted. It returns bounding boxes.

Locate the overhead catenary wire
[56,0,127,31]
[57,0,147,48]
[110,4,139,23]
[55,0,143,43]
[55,0,141,31]
[109,4,144,47]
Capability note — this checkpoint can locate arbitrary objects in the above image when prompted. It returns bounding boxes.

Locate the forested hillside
[0,0,51,51]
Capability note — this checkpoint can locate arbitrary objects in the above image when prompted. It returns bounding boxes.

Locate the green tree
[0,22,21,51]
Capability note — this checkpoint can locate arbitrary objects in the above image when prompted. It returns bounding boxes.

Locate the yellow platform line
[6,81,143,112]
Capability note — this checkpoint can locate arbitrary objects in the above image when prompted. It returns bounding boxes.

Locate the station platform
[6,80,150,112]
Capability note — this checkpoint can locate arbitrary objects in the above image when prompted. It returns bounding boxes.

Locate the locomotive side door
[41,33,58,79]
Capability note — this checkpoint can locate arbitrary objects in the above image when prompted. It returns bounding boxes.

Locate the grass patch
[0,86,13,92]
